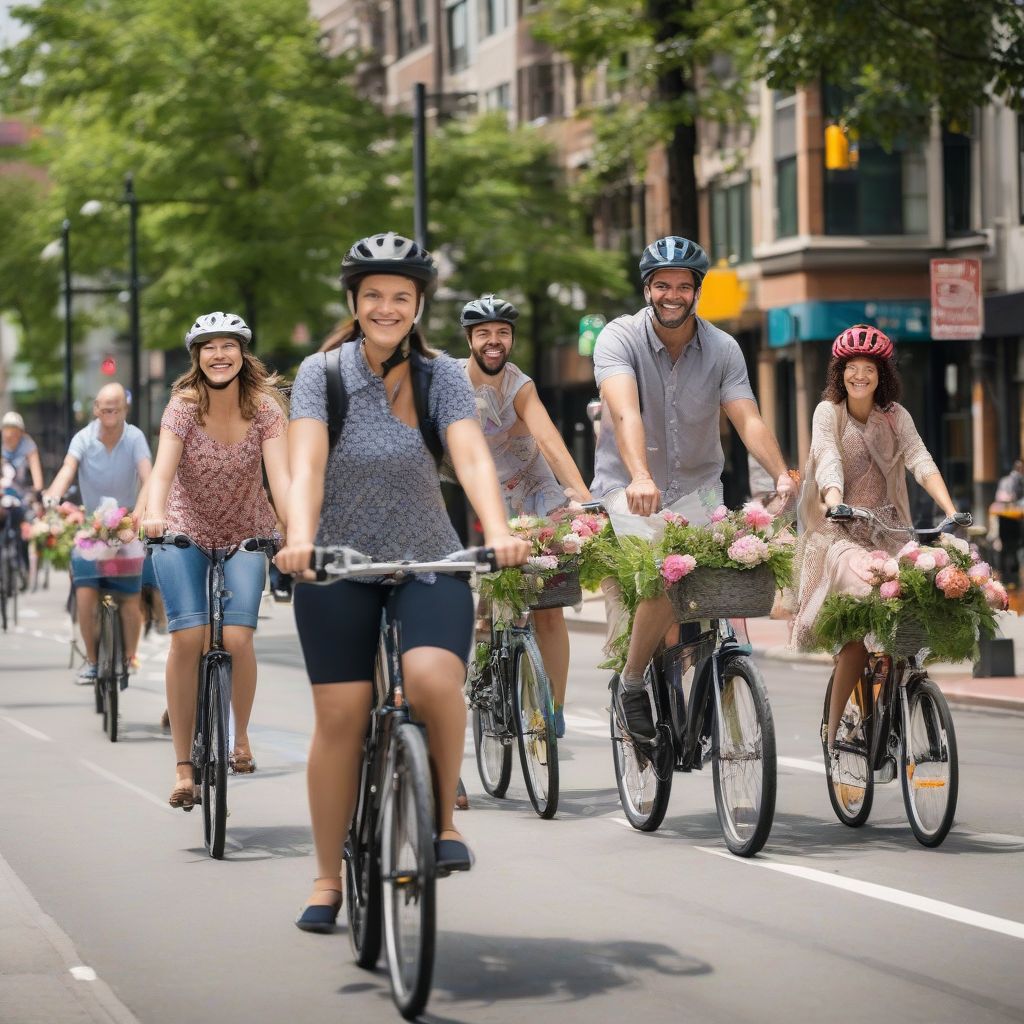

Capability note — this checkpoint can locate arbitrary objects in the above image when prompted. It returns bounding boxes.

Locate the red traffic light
[100,356,117,376]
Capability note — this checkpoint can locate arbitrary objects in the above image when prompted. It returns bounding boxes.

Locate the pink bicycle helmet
[832,324,894,360]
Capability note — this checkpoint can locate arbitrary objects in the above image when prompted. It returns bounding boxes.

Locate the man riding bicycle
[458,294,593,738]
[590,236,796,741]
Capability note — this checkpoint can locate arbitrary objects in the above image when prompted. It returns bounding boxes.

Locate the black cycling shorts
[293,575,474,684]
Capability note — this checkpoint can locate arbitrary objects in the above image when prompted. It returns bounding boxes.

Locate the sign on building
[930,258,983,340]
[578,314,605,357]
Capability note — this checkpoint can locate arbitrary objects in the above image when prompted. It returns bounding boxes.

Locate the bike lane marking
[0,714,52,741]
[697,847,1024,941]
[777,755,826,774]
[79,758,176,813]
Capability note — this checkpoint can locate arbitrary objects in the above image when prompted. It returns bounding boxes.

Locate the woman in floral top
[144,312,290,810]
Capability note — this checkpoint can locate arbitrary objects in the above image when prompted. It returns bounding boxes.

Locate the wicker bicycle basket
[887,617,929,659]
[666,563,777,623]
[529,560,583,610]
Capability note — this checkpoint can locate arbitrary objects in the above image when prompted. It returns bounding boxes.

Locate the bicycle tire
[511,634,559,819]
[472,701,512,798]
[8,551,17,629]
[99,602,120,743]
[610,674,672,831]
[0,547,10,632]
[900,677,958,847]
[344,828,382,968]
[201,658,230,859]
[711,655,776,857]
[380,721,436,1020]
[822,672,874,827]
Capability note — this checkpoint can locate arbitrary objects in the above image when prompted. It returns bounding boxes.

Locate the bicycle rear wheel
[201,659,230,859]
[900,677,958,847]
[712,655,776,857]
[472,700,512,798]
[610,675,672,831]
[0,549,11,631]
[822,672,874,827]
[380,721,436,1021]
[512,635,558,819]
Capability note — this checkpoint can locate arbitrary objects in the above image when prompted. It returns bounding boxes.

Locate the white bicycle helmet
[184,312,252,352]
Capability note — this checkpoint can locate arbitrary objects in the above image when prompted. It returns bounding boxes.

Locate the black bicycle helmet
[340,231,437,291]
[639,236,710,286]
[460,294,519,329]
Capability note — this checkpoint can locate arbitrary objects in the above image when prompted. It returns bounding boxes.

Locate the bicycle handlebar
[308,545,499,584]
[825,505,972,540]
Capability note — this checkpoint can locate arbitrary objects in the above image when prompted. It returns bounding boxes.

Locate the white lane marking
[69,965,98,981]
[778,755,826,775]
[698,847,1024,941]
[80,759,174,813]
[0,715,52,741]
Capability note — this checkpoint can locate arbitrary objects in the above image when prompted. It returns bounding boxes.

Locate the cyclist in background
[591,236,795,741]
[44,385,151,682]
[2,411,44,585]
[459,295,592,738]
[143,313,290,809]
[277,233,528,931]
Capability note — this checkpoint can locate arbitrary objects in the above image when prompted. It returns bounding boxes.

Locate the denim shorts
[70,551,143,595]
[150,543,267,633]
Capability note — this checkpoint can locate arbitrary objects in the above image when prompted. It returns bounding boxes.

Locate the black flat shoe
[435,837,474,876]
[295,878,343,933]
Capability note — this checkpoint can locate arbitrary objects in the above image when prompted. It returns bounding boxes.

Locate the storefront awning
[767,300,930,348]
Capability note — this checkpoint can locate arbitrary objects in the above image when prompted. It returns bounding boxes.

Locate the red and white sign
[930,258,983,340]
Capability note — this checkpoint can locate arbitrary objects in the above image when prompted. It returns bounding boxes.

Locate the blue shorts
[150,543,267,633]
[71,551,143,595]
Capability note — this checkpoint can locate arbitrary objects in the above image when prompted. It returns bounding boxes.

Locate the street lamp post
[123,173,142,429]
[60,219,74,447]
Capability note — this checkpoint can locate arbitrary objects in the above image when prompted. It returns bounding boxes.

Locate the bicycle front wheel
[900,677,958,847]
[345,831,382,968]
[512,635,559,819]
[472,702,512,798]
[712,655,776,857]
[201,659,230,859]
[380,721,436,1021]
[822,672,874,827]
[99,603,121,743]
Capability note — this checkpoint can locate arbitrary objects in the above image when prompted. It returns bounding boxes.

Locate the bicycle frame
[477,619,532,736]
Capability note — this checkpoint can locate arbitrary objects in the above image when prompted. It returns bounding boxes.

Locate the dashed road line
[0,715,52,741]
[80,758,174,813]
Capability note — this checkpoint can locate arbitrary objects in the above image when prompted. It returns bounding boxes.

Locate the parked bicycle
[822,506,971,847]
[309,543,496,1022]
[467,572,561,819]
[146,532,277,859]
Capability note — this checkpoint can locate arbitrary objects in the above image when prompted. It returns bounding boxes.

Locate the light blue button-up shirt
[68,420,151,512]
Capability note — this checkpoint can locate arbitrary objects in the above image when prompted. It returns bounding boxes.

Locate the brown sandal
[169,761,195,811]
[229,748,257,774]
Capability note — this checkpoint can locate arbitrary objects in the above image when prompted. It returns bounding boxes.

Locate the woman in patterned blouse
[144,313,290,810]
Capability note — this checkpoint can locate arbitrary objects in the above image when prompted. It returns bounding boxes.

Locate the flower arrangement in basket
[27,501,85,570]
[814,533,1005,663]
[72,497,144,578]
[478,509,609,626]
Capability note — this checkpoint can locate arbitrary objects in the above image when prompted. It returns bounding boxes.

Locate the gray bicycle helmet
[184,311,252,352]
[340,232,437,291]
[639,236,710,287]
[460,294,519,330]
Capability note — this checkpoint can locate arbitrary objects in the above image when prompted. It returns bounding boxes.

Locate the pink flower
[879,579,902,600]
[742,502,774,530]
[712,530,726,545]
[661,509,688,527]
[897,541,920,563]
[103,508,125,530]
[710,505,730,523]
[881,558,900,580]
[661,553,697,584]
[983,580,1009,610]
[915,553,936,572]
[935,566,970,599]
[537,526,556,545]
[930,548,950,569]
[570,517,595,538]
[560,534,582,555]
[967,562,991,584]
[528,554,558,571]
[727,534,770,566]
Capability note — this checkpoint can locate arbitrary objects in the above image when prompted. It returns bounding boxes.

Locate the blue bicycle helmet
[639,236,710,287]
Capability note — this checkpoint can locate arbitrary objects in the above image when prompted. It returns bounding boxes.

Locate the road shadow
[465,786,621,821]
[207,823,314,861]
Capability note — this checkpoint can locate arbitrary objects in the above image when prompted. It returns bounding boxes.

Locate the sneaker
[613,679,656,742]
[554,706,566,739]
[76,662,98,685]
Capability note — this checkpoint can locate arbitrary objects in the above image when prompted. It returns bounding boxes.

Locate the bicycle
[587,500,778,857]
[467,581,559,819]
[0,496,23,631]
[309,543,496,1021]
[822,506,971,847]
[146,532,277,859]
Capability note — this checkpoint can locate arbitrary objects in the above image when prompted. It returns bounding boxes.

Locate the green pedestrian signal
[578,314,606,357]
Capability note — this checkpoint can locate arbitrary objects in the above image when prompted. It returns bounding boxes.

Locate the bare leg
[223,625,257,757]
[119,593,143,662]
[165,625,205,793]
[531,608,569,707]
[76,586,99,663]
[402,647,467,840]
[306,682,373,905]
[623,594,676,681]
[828,641,869,749]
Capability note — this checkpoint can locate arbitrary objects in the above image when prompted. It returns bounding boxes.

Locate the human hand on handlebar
[625,474,660,516]
[484,531,531,568]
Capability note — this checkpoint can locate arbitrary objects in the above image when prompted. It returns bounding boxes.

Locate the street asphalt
[1,575,1023,1024]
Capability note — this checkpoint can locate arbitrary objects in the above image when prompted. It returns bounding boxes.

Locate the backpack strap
[410,352,444,468]
[324,348,347,450]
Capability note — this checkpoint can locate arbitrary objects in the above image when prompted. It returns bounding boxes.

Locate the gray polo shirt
[68,420,151,512]
[591,309,755,504]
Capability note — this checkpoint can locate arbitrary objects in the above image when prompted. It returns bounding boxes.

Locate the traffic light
[100,356,117,376]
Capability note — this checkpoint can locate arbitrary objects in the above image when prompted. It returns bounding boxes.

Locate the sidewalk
[564,593,1024,712]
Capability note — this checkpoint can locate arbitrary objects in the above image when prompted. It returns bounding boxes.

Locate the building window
[943,128,972,236]
[447,0,469,72]
[481,0,510,36]
[773,91,798,239]
[483,82,511,112]
[710,178,752,265]
[414,0,428,45]
[520,63,560,121]
[394,0,407,57]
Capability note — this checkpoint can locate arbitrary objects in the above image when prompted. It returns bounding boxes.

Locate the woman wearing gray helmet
[143,312,290,808]
[276,233,529,930]
[459,294,593,738]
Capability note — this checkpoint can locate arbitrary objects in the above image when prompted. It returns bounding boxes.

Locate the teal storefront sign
[767,300,931,348]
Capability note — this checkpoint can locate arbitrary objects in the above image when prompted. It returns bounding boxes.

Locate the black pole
[61,219,74,447]
[413,82,428,249]
[124,173,142,426]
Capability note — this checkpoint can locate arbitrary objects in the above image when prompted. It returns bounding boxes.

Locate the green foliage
[578,522,620,592]
[478,567,546,628]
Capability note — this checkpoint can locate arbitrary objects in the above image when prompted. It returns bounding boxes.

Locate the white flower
[528,554,558,570]
[916,553,936,572]
[938,533,969,555]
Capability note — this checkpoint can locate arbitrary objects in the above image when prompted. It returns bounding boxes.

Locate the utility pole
[60,220,74,446]
[124,173,142,427]
[413,82,429,250]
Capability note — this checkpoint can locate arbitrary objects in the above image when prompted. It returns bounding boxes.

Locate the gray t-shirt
[290,343,477,564]
[591,309,756,504]
[68,420,151,512]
